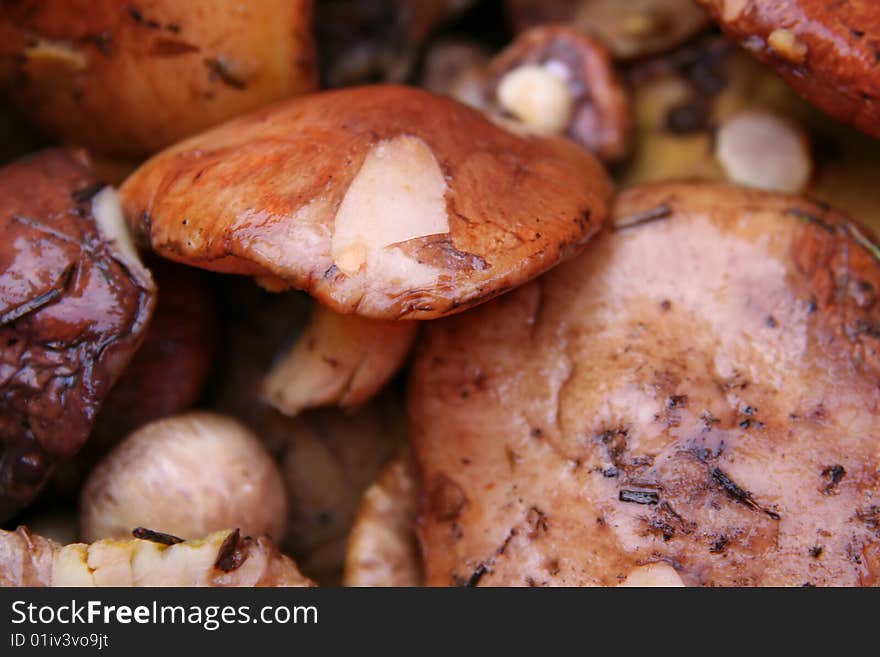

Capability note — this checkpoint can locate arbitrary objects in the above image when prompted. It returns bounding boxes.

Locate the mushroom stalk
[262,304,418,417]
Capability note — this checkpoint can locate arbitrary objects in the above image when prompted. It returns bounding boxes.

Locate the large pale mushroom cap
[409,182,880,586]
[121,84,611,320]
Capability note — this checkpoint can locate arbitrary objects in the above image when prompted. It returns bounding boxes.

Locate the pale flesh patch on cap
[331,135,450,289]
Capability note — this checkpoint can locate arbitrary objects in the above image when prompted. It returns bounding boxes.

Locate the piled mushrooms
[2,0,880,588]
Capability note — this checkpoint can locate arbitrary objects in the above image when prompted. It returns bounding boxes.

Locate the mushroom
[482,26,631,161]
[79,412,287,543]
[120,84,611,321]
[698,0,880,138]
[206,283,406,584]
[0,527,313,587]
[316,0,475,88]
[715,109,812,194]
[0,0,317,158]
[49,259,217,496]
[89,259,216,444]
[344,454,422,587]
[619,33,880,227]
[409,182,880,586]
[0,149,155,521]
[209,277,411,431]
[505,0,711,60]
[121,84,610,411]
[262,303,418,418]
[279,393,406,583]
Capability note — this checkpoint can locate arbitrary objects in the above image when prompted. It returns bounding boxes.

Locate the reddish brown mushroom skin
[0,0,317,158]
[0,149,155,520]
[120,85,611,320]
[698,0,880,138]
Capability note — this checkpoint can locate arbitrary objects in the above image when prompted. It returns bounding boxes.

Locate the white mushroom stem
[497,64,574,135]
[715,109,812,194]
[91,185,153,285]
[262,304,419,418]
[618,562,685,587]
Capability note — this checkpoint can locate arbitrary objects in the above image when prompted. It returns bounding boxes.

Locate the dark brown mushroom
[0,148,155,520]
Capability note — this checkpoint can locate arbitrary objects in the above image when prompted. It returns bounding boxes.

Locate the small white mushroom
[79,412,287,543]
[618,562,685,587]
[496,64,574,135]
[715,109,812,194]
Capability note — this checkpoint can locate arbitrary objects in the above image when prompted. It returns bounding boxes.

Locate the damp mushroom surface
[120,84,611,320]
[0,149,155,521]
[409,182,880,587]
[698,0,880,138]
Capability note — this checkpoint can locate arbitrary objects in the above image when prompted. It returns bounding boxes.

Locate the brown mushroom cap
[483,25,631,161]
[698,0,880,138]
[0,0,317,158]
[0,149,155,521]
[409,182,880,586]
[121,84,611,320]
